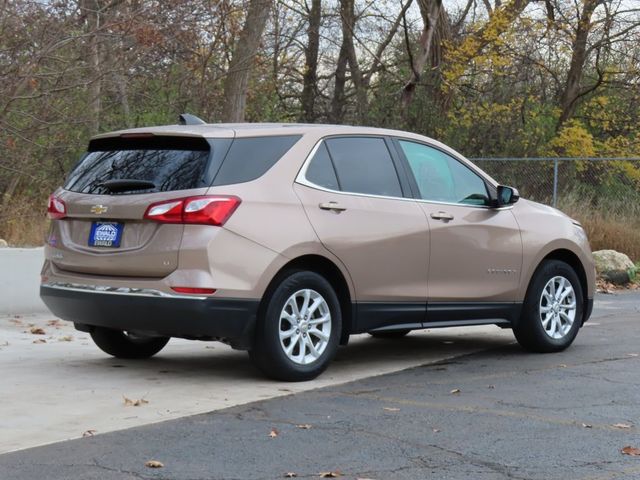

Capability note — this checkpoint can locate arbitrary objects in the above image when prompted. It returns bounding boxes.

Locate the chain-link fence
[470,157,640,219]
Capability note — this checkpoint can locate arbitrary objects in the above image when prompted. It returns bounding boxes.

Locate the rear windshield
[65,136,215,195]
[64,134,301,194]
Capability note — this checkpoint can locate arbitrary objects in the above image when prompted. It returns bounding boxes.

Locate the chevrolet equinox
[40,117,595,381]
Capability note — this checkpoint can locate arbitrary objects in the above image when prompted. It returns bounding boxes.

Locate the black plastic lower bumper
[584,297,594,324]
[40,286,259,349]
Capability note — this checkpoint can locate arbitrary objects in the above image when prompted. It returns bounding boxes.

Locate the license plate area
[88,222,124,248]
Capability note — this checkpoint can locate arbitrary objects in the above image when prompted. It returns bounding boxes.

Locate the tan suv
[40,118,595,381]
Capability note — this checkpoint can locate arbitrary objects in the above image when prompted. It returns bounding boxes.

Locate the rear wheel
[249,271,342,381]
[369,329,411,339]
[513,260,583,353]
[90,327,170,359]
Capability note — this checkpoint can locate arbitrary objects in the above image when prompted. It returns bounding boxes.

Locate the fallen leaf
[432,428,441,433]
[82,429,97,437]
[59,335,73,342]
[9,319,23,326]
[621,446,640,456]
[383,407,400,412]
[558,364,568,368]
[32,338,47,344]
[123,396,149,407]
[145,460,164,468]
[613,423,633,429]
[269,428,279,438]
[30,327,45,335]
[296,424,312,429]
[450,389,461,395]
[319,471,341,478]
[284,473,297,478]
[582,423,592,428]
[47,320,62,327]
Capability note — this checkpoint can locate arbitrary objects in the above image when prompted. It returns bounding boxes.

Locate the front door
[394,139,522,322]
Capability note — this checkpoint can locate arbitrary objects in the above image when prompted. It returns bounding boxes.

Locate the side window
[325,137,402,197]
[305,143,340,190]
[213,135,301,186]
[398,140,490,206]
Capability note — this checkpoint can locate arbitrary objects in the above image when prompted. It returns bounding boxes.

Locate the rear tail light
[144,195,241,226]
[47,194,67,219]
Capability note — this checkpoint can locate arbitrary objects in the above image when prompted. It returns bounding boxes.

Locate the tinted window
[65,136,212,194]
[213,135,301,186]
[305,143,340,190]
[398,140,490,206]
[325,137,402,197]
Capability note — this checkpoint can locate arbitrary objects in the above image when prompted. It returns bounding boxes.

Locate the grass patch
[559,187,640,262]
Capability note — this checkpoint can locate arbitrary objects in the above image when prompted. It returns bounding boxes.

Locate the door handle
[430,211,454,221]
[319,202,347,212]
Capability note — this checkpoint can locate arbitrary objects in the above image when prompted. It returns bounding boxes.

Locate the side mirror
[495,185,519,207]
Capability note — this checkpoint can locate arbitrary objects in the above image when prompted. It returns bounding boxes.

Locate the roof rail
[178,113,206,126]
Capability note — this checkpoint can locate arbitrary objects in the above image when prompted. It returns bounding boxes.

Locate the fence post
[552,158,559,208]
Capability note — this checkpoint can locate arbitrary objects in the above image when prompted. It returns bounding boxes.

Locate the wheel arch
[258,254,354,345]
[525,248,591,324]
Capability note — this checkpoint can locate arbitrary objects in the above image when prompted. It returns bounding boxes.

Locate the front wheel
[249,271,342,381]
[90,327,170,359]
[513,260,583,353]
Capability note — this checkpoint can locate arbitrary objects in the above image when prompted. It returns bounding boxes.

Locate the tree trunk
[401,0,442,108]
[557,0,601,129]
[80,0,102,132]
[221,0,272,123]
[300,0,321,123]
[330,43,349,123]
[340,0,367,123]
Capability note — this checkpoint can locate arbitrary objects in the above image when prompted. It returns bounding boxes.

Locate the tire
[249,270,342,381]
[513,260,584,353]
[90,327,170,359]
[369,329,411,339]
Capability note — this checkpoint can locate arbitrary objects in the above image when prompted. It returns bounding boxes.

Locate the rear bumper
[40,283,259,349]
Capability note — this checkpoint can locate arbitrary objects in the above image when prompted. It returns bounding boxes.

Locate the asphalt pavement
[1,292,639,480]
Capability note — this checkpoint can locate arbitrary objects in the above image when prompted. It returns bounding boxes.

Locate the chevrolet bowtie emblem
[90,204,108,214]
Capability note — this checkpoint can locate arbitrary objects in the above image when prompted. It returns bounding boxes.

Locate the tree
[300,0,322,122]
[222,0,273,122]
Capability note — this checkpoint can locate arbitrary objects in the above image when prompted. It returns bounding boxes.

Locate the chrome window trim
[295,137,513,211]
[41,282,208,300]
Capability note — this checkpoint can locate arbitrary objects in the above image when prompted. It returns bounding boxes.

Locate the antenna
[178,113,206,125]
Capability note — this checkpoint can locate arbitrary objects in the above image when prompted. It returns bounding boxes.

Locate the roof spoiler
[178,113,206,126]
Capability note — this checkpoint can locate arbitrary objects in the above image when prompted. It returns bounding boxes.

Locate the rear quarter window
[212,135,301,186]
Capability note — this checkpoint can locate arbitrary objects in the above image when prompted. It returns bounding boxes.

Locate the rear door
[50,135,230,277]
[294,136,429,332]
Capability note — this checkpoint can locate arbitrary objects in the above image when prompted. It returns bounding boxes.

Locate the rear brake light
[144,196,241,226]
[47,194,67,219]
[171,287,216,295]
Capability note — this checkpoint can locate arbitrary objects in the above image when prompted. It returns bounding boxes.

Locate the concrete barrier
[0,247,48,315]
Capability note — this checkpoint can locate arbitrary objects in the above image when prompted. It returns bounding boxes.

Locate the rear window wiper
[98,179,157,192]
